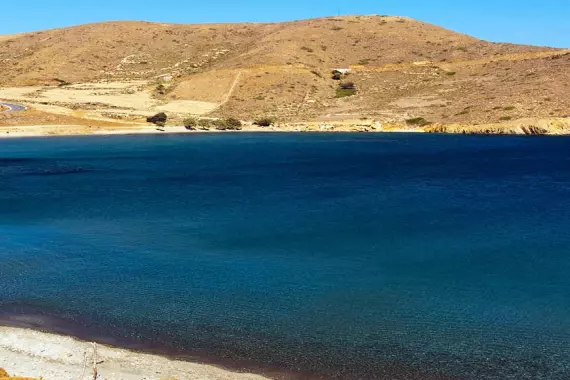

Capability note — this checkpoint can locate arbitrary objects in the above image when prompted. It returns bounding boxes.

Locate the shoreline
[0,306,458,380]
[0,324,277,380]
[0,124,419,139]
[0,306,320,380]
[1,117,570,138]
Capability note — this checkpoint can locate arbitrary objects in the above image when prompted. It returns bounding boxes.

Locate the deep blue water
[1,133,570,379]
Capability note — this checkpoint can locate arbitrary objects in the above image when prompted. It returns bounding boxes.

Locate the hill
[0,15,569,126]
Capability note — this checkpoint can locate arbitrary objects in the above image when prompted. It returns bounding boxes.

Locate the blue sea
[1,133,570,379]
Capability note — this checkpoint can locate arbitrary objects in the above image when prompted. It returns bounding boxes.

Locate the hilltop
[0,15,569,130]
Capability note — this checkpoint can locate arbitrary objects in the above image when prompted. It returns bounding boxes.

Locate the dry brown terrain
[0,15,569,132]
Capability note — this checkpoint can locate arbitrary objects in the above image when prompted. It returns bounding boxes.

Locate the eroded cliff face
[424,118,570,135]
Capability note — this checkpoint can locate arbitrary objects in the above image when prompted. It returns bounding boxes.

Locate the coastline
[1,117,570,138]
[0,123,417,139]
[0,325,274,380]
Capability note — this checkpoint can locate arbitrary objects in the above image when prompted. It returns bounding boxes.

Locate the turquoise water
[1,133,570,379]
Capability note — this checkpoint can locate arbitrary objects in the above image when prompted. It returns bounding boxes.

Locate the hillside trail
[207,70,242,115]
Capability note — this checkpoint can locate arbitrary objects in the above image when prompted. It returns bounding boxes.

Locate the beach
[1,117,570,138]
[0,326,270,380]
[0,122,395,139]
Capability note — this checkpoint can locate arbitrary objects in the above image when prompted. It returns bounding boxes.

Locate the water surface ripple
[1,133,570,379]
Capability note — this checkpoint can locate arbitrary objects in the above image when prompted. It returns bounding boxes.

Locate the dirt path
[207,70,242,114]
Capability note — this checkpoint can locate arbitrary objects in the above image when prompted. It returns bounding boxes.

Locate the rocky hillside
[1,15,569,123]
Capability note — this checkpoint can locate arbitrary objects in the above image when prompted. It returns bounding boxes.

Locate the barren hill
[1,15,569,125]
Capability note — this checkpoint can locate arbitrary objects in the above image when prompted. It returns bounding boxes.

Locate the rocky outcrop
[520,125,548,135]
[424,118,570,135]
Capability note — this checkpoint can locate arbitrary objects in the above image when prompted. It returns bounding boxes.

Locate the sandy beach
[0,122,404,139]
[1,118,570,138]
[0,326,271,380]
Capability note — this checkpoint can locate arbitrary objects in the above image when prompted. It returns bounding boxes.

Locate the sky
[1,0,569,47]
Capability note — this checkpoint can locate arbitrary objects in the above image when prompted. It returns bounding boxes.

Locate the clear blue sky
[2,0,569,47]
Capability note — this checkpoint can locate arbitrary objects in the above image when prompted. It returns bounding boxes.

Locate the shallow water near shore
[1,133,570,379]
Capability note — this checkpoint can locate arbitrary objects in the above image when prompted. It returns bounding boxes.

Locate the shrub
[358,59,371,65]
[254,117,275,127]
[183,117,197,130]
[147,112,168,127]
[255,96,265,100]
[340,82,356,90]
[503,106,516,111]
[301,46,314,53]
[406,117,431,126]
[200,118,243,131]
[197,119,214,129]
[335,87,357,98]
[156,84,166,95]
[446,71,457,76]
[224,117,242,128]
[500,116,512,121]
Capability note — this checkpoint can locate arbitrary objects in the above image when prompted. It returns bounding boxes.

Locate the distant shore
[0,123,417,138]
[0,325,273,380]
[1,117,570,138]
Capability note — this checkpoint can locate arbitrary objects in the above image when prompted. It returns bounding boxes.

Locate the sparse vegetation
[336,82,357,98]
[147,112,168,127]
[156,84,166,95]
[197,119,213,129]
[183,117,197,130]
[222,117,242,129]
[194,117,242,130]
[0,17,567,130]
[406,117,431,126]
[254,117,275,127]
[332,71,343,80]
